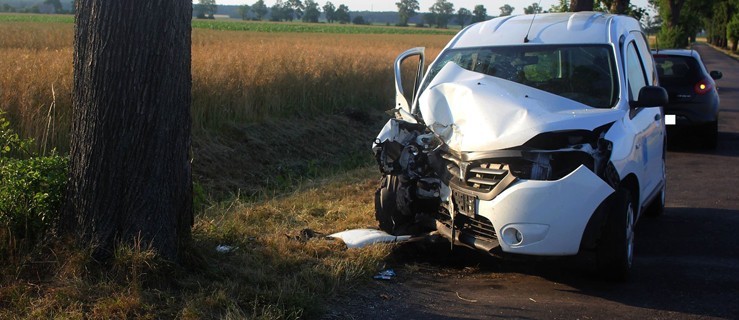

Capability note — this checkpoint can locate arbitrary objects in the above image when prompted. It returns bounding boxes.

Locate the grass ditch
[1,165,389,319]
[1,108,394,318]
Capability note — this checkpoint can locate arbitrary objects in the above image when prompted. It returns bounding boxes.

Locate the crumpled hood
[418,62,624,151]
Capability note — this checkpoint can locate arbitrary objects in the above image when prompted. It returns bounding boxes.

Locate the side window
[626,42,647,102]
[633,32,655,85]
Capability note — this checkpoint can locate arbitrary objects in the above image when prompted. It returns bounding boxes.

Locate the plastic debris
[216,245,235,253]
[373,269,396,280]
[456,292,478,303]
[328,229,412,248]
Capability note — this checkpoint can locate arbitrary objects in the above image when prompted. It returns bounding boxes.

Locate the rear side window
[653,56,702,86]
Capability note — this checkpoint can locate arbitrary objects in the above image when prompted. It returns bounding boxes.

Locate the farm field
[0,14,453,318]
[0,16,451,191]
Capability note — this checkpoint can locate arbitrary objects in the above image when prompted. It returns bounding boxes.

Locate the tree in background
[196,0,217,19]
[65,0,193,261]
[252,0,268,20]
[336,4,350,23]
[288,0,304,20]
[423,12,437,26]
[601,0,630,13]
[302,0,320,22]
[499,4,514,16]
[704,0,739,48]
[656,0,688,48]
[323,1,336,23]
[353,15,367,24]
[270,0,294,21]
[43,0,63,13]
[456,7,471,27]
[471,4,487,23]
[569,0,594,11]
[549,0,570,12]
[396,0,420,26]
[430,0,455,28]
[728,14,739,51]
[238,4,250,20]
[524,2,543,14]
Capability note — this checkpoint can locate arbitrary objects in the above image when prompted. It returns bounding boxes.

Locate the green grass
[191,20,457,35]
[0,13,457,35]
[0,13,74,23]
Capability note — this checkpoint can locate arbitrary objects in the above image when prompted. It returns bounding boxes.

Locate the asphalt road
[326,43,739,320]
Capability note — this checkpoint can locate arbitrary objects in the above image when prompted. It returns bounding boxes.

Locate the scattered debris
[216,245,236,253]
[328,229,412,248]
[286,228,323,242]
[373,269,396,280]
[456,292,478,303]
[529,298,537,303]
[379,293,393,301]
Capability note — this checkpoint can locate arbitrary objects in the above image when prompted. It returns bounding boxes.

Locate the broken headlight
[510,149,595,180]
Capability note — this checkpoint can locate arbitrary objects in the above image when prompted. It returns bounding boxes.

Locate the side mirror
[631,86,668,108]
[394,47,425,118]
[710,70,722,80]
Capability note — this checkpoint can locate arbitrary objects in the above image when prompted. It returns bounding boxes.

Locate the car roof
[447,12,642,49]
[651,49,701,59]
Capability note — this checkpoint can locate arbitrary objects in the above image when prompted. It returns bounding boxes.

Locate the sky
[214,0,651,15]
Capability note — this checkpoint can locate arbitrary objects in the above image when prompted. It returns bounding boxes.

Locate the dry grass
[1,166,392,319]
[0,22,451,153]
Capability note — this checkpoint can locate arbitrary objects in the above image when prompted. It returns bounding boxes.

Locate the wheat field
[0,21,451,153]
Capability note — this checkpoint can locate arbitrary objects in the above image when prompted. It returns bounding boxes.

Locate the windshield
[423,45,619,109]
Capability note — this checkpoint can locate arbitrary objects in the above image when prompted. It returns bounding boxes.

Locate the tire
[375,175,398,234]
[597,188,636,281]
[374,175,413,235]
[703,121,718,150]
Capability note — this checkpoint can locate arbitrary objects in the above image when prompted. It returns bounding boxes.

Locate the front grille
[444,158,516,201]
[466,163,509,191]
[438,208,497,243]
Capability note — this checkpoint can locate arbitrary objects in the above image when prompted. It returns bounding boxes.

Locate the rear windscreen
[654,55,702,86]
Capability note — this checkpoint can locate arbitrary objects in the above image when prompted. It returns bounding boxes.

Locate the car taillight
[695,79,712,95]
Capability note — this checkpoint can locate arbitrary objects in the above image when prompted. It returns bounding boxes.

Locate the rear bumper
[665,99,718,126]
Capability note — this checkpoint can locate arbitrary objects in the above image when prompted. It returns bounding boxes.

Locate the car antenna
[524,0,542,43]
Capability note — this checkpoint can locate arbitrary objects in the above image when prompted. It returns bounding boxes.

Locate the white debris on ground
[328,229,412,248]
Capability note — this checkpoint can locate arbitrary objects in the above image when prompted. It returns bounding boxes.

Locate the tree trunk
[570,0,594,12]
[63,0,193,261]
[666,0,685,29]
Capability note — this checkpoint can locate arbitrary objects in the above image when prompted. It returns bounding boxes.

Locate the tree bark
[570,0,594,12]
[63,0,193,261]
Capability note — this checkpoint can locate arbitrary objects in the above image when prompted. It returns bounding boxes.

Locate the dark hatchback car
[652,49,722,148]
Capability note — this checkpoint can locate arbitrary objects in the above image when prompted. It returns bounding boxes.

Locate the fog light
[502,227,524,246]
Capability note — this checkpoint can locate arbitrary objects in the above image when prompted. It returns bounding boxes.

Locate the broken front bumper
[437,165,614,256]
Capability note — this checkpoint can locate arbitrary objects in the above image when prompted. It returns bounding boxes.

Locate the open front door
[394,47,425,122]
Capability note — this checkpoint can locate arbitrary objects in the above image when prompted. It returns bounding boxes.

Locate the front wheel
[597,188,636,281]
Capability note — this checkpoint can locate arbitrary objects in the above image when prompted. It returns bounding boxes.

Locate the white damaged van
[372,12,668,279]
